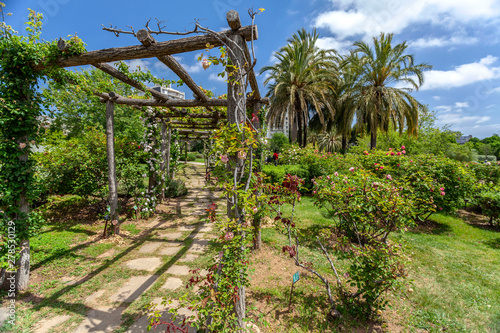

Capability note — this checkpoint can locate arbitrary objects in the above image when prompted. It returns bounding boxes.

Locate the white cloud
[119,59,151,71]
[208,72,226,83]
[314,0,500,40]
[410,35,478,48]
[489,86,500,94]
[432,96,441,100]
[435,105,452,113]
[421,55,500,90]
[316,37,352,54]
[455,102,470,108]
[436,113,491,126]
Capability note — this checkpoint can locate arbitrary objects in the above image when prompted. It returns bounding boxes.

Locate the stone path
[31,164,219,333]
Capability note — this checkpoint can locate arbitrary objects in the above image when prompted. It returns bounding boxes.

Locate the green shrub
[186,152,197,161]
[195,153,204,159]
[270,132,289,153]
[165,178,188,198]
[262,164,310,190]
[34,128,146,201]
[475,190,500,225]
[477,155,497,162]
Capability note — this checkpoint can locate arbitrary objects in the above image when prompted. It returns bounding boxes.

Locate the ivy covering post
[105,99,120,235]
[226,9,248,331]
[160,120,168,201]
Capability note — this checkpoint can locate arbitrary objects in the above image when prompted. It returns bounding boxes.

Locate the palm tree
[348,33,431,149]
[318,130,342,152]
[260,28,337,147]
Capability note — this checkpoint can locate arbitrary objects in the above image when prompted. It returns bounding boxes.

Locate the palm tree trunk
[297,112,303,147]
[341,135,347,154]
[370,128,377,150]
[303,111,308,147]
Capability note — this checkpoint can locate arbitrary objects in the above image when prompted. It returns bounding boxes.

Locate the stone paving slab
[188,239,209,253]
[0,308,9,327]
[158,246,182,256]
[198,225,213,233]
[97,249,115,259]
[163,241,184,247]
[73,306,125,333]
[166,265,191,276]
[178,225,196,232]
[138,242,163,254]
[34,315,72,333]
[85,289,106,305]
[161,277,183,290]
[158,232,184,240]
[178,254,198,262]
[125,257,162,272]
[110,275,159,303]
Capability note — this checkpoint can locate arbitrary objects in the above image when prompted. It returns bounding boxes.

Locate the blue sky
[5,0,500,138]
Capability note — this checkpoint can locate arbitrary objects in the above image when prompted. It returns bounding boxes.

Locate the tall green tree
[349,33,431,149]
[260,28,337,147]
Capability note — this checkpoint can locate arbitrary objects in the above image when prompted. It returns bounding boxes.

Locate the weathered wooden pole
[105,100,120,235]
[15,136,30,291]
[160,121,167,201]
[226,9,248,331]
[251,100,263,251]
[166,125,172,179]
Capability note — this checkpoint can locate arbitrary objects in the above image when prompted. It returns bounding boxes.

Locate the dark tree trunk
[341,135,347,154]
[370,128,377,150]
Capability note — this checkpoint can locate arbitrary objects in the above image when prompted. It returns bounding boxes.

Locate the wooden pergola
[36,10,268,235]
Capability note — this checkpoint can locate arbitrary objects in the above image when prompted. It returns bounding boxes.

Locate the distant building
[152,84,185,100]
[456,135,472,145]
[266,113,290,139]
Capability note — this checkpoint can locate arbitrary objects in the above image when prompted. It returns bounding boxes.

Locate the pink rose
[386,174,392,181]
[237,151,247,160]
[397,152,401,156]
[391,152,395,156]
[220,154,229,163]
[401,145,405,150]
[402,150,406,154]
[224,232,234,241]
[334,172,339,176]
[349,167,355,172]
[389,148,392,151]
[440,191,445,196]
[202,58,210,70]
[19,142,26,149]
[253,207,258,214]
[326,176,330,180]
[440,187,444,191]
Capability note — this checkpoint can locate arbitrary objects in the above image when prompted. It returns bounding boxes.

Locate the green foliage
[0,8,84,264]
[34,128,146,201]
[475,190,500,226]
[164,178,188,198]
[262,164,309,187]
[269,132,289,153]
[313,170,411,316]
[186,152,197,161]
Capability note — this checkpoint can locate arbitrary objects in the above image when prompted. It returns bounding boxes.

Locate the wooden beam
[100,92,268,107]
[242,42,261,101]
[136,29,213,110]
[93,63,172,102]
[178,129,211,135]
[157,112,223,119]
[34,25,258,70]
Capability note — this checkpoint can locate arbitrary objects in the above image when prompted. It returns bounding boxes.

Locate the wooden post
[16,136,30,291]
[252,101,262,251]
[105,100,120,235]
[166,125,172,179]
[226,10,247,331]
[160,121,167,201]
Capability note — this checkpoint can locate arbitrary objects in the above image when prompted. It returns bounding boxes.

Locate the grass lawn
[1,187,498,332]
[246,196,500,332]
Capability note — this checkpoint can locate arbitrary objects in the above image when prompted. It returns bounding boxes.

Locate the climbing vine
[0,8,86,268]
